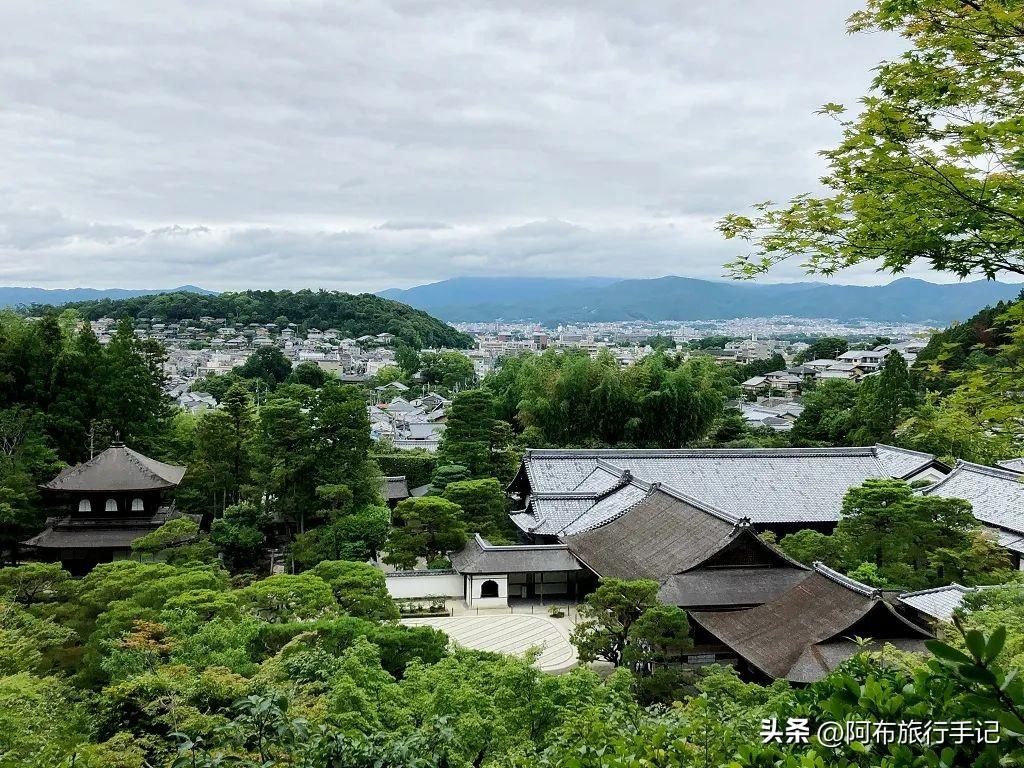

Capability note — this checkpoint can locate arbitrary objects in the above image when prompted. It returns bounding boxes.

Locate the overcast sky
[0,0,959,292]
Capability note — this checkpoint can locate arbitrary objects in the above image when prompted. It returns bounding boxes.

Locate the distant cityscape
[69,312,939,454]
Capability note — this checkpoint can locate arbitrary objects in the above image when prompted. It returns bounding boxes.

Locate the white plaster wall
[907,466,948,484]
[386,572,465,599]
[468,574,508,608]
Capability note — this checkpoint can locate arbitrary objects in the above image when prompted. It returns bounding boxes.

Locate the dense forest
[1,551,1021,767]
[45,290,474,349]
[0,545,1017,767]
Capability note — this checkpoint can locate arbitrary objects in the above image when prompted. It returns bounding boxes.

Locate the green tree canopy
[384,496,468,569]
[442,478,510,540]
[720,0,1024,280]
[419,351,475,391]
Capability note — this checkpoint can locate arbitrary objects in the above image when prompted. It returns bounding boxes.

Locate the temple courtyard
[402,610,579,673]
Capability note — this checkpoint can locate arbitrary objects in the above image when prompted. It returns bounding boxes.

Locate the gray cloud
[0,0,969,290]
[377,221,452,231]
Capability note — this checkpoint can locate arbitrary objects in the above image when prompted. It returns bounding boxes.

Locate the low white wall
[386,570,464,599]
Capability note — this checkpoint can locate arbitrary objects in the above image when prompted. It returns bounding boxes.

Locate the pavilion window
[131,498,145,512]
[105,498,118,512]
[78,499,91,512]
[480,579,499,598]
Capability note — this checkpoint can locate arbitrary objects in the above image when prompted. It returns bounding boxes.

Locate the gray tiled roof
[984,526,1024,555]
[523,496,597,536]
[570,463,622,493]
[922,461,1024,535]
[899,583,975,623]
[874,444,944,478]
[560,483,651,535]
[41,444,186,492]
[516,445,937,529]
[998,458,1024,473]
[450,534,581,574]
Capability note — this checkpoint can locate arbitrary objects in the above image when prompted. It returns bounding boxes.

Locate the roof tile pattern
[923,461,1024,535]
[42,444,186,492]
[899,584,975,623]
[516,445,937,531]
[450,534,581,574]
[690,564,931,682]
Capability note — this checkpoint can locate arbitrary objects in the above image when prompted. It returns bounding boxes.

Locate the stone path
[402,614,578,673]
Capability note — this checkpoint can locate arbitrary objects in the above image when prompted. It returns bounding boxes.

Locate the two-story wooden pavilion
[24,440,187,573]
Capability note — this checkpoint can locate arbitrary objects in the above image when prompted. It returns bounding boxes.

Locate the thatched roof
[562,485,804,582]
[563,486,739,579]
[690,563,932,683]
[41,443,186,493]
[381,476,410,501]
[658,567,810,609]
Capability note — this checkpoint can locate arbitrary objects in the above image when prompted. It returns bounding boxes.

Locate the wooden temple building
[688,563,933,683]
[24,440,188,573]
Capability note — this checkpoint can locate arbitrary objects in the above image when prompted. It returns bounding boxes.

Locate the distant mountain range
[378,276,1024,324]
[8,277,1021,325]
[0,285,215,308]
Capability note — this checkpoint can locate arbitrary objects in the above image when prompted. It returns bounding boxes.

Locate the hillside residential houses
[369,390,450,452]
[740,340,928,396]
[85,317,400,408]
[734,398,805,432]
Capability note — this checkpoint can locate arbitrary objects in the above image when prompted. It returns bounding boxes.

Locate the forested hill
[913,294,1021,383]
[50,289,474,349]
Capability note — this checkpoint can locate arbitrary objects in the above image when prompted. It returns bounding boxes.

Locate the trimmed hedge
[372,452,437,489]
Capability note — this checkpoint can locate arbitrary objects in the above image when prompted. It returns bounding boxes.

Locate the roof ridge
[524,446,881,458]
[472,532,570,552]
[567,461,621,492]
[918,463,964,494]
[813,562,882,598]
[561,485,656,536]
[531,492,602,500]
[122,447,177,485]
[899,583,972,598]
[591,470,636,501]
[874,443,936,460]
[953,460,1024,482]
[655,483,744,526]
